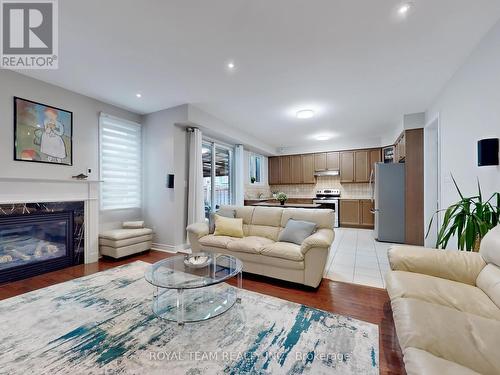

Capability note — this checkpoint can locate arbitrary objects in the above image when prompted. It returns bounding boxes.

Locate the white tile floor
[324,227,394,289]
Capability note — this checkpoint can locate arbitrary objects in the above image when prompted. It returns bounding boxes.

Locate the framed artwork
[14,97,73,166]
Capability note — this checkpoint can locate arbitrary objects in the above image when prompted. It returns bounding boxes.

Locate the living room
[1,1,500,374]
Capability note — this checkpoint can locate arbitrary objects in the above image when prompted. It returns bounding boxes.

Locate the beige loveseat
[386,225,500,375]
[187,206,335,287]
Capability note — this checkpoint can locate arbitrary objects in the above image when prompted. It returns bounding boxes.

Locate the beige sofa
[187,206,335,287]
[386,224,500,375]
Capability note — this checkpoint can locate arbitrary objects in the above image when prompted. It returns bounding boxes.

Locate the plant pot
[279,201,285,206]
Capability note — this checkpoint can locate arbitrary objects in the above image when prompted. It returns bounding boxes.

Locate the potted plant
[426,176,500,251]
[276,192,288,206]
[250,176,256,184]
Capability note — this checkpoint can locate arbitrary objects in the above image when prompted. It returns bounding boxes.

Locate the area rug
[0,261,379,374]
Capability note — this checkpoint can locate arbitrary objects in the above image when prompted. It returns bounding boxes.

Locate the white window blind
[99,114,142,210]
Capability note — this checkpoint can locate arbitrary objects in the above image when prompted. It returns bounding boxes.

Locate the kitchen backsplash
[245,184,272,199]
[269,176,372,199]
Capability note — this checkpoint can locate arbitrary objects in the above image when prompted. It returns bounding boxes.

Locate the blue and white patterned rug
[0,261,379,374]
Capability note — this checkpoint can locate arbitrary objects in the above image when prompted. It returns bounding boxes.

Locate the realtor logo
[1,0,58,69]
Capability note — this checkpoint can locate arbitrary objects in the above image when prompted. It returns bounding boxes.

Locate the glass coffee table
[144,252,243,325]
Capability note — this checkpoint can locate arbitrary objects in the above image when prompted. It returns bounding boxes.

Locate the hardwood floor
[0,250,405,374]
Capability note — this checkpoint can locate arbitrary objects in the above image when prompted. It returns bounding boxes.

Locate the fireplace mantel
[0,178,100,264]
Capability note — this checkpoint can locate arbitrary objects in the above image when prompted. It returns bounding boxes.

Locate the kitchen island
[251,201,321,208]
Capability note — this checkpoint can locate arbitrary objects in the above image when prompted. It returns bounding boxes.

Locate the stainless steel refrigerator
[373,163,405,243]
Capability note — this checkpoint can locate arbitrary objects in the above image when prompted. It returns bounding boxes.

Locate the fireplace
[0,210,77,283]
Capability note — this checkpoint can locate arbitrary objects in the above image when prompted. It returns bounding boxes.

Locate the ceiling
[21,0,500,149]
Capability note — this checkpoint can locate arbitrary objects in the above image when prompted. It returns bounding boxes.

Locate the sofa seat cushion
[260,242,303,261]
[391,298,500,375]
[100,228,153,241]
[226,236,275,254]
[403,348,480,375]
[199,234,237,249]
[386,271,500,320]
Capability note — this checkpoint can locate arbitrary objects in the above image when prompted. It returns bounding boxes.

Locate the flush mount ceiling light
[315,135,331,141]
[136,93,142,98]
[398,2,413,15]
[296,109,315,119]
[227,62,235,69]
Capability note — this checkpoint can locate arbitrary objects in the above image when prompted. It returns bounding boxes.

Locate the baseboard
[151,242,190,253]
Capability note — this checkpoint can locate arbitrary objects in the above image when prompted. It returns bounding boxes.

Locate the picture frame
[13,97,73,166]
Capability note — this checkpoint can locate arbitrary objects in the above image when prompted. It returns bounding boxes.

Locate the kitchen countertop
[251,202,321,208]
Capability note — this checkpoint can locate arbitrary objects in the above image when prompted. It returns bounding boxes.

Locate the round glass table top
[144,252,243,289]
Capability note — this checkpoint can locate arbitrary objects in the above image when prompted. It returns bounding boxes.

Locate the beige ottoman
[99,228,153,258]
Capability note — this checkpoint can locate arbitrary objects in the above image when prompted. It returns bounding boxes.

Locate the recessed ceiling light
[296,109,315,119]
[136,93,142,98]
[398,3,412,14]
[227,62,235,69]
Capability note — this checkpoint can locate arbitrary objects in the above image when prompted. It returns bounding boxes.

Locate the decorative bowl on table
[183,254,212,269]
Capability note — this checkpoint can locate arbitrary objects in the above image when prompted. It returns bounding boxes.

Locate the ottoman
[99,227,153,258]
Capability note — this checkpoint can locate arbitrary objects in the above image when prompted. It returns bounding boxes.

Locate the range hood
[314,170,340,177]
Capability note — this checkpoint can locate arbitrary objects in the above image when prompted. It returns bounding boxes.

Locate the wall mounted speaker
[478,138,499,166]
[167,174,175,189]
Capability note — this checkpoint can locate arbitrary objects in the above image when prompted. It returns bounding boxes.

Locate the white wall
[0,70,142,230]
[142,105,189,250]
[427,20,500,230]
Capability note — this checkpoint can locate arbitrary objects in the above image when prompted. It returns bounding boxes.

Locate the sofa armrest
[388,245,486,285]
[301,229,334,254]
[186,222,209,239]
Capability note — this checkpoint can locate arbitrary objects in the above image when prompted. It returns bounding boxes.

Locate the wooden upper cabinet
[302,154,316,184]
[290,155,303,184]
[326,152,340,170]
[314,153,327,171]
[268,157,281,185]
[354,150,370,182]
[340,151,355,183]
[369,148,382,180]
[280,156,292,184]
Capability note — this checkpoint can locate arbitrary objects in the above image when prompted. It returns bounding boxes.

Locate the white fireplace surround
[0,177,100,264]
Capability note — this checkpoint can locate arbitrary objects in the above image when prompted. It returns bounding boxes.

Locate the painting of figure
[14,97,73,166]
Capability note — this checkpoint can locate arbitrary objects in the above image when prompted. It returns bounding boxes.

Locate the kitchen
[244,127,424,247]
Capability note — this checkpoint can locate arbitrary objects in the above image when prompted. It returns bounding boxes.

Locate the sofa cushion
[209,208,236,233]
[248,225,281,241]
[260,242,304,261]
[213,215,244,238]
[479,224,500,267]
[199,234,237,249]
[100,228,153,241]
[391,297,500,375]
[122,220,144,229]
[476,264,500,309]
[281,208,334,229]
[386,271,500,320]
[226,236,274,254]
[251,206,283,227]
[278,219,317,245]
[403,348,480,375]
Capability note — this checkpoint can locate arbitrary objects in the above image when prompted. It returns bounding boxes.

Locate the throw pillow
[209,208,236,233]
[278,219,317,245]
[214,215,244,238]
[122,221,144,229]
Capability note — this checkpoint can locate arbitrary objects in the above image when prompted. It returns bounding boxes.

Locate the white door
[424,116,440,248]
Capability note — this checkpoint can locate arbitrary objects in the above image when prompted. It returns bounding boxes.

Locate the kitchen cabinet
[290,154,303,184]
[340,151,355,183]
[339,199,374,228]
[314,153,327,171]
[395,132,406,162]
[326,152,340,170]
[369,148,382,180]
[339,200,360,226]
[360,200,374,227]
[302,154,316,184]
[354,150,370,182]
[268,157,281,185]
[280,156,292,184]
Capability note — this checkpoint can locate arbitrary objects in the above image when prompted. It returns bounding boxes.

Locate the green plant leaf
[451,174,464,199]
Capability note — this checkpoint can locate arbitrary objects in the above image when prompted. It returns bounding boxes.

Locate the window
[249,153,264,184]
[99,114,142,210]
[202,140,233,218]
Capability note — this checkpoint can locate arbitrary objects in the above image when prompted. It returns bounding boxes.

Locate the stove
[313,189,340,227]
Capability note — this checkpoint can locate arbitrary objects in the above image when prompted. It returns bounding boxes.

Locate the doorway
[424,115,441,248]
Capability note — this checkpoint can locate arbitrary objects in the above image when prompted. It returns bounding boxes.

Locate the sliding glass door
[202,140,233,218]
